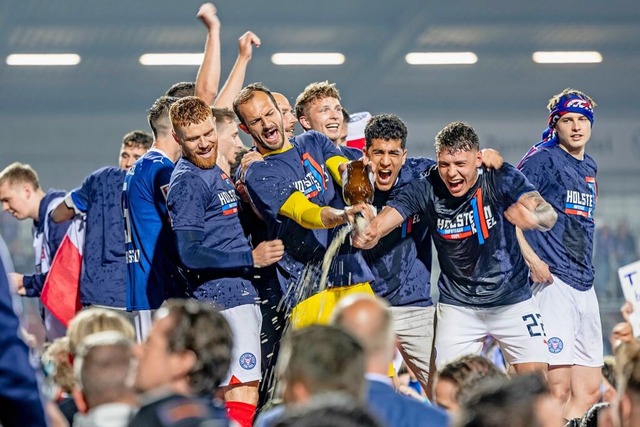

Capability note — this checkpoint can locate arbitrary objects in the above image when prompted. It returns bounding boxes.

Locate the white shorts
[122,309,154,344]
[389,305,436,386]
[220,304,262,386]
[435,297,548,369]
[532,276,603,367]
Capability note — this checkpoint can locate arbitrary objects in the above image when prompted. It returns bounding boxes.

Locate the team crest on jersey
[564,177,596,219]
[547,337,564,354]
[239,352,257,370]
[436,188,496,245]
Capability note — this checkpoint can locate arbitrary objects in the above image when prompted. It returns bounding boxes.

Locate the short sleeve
[167,172,209,232]
[245,163,297,222]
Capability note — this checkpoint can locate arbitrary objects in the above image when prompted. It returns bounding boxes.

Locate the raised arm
[213,31,261,109]
[194,3,222,105]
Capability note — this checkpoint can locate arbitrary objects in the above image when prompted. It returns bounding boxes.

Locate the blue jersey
[365,157,435,307]
[339,145,362,161]
[70,166,127,307]
[123,149,182,311]
[389,163,535,308]
[245,131,373,303]
[23,189,71,296]
[0,236,47,427]
[518,145,597,290]
[168,159,257,309]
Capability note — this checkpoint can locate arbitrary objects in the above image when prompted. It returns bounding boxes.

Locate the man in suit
[331,294,449,427]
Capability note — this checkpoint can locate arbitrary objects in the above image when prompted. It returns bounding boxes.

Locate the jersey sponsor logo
[296,153,328,199]
[564,177,596,219]
[239,352,257,370]
[547,336,564,354]
[294,154,328,200]
[217,188,239,215]
[436,188,495,244]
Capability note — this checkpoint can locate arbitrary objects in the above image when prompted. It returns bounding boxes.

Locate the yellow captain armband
[280,192,328,229]
[326,155,349,187]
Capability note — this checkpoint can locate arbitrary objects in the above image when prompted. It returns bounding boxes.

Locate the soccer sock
[225,401,256,427]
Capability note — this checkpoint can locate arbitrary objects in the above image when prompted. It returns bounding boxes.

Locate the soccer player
[353,121,557,374]
[234,83,374,329]
[167,96,283,427]
[361,114,438,394]
[122,96,183,340]
[361,114,503,395]
[51,131,152,312]
[516,88,603,419]
[294,81,361,160]
[294,81,344,146]
[212,108,246,176]
[0,162,71,339]
[272,92,297,139]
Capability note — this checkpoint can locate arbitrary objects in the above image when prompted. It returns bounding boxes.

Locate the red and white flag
[346,112,371,151]
[41,217,84,327]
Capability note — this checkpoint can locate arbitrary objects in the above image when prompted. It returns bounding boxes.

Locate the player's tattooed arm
[525,191,557,231]
[505,191,557,231]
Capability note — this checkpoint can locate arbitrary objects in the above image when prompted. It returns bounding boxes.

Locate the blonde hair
[42,337,75,394]
[294,81,341,119]
[67,308,135,356]
[0,162,40,190]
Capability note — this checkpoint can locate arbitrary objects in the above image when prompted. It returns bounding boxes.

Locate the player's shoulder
[405,157,436,174]
[90,166,126,184]
[519,146,556,171]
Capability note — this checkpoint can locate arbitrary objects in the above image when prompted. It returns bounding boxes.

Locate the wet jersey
[365,157,435,307]
[519,145,597,290]
[244,131,373,304]
[70,166,126,307]
[168,159,257,309]
[389,163,535,307]
[122,149,182,311]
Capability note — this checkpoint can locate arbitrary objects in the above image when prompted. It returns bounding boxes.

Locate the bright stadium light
[405,52,478,65]
[532,51,603,64]
[139,53,204,66]
[271,53,345,65]
[6,53,81,66]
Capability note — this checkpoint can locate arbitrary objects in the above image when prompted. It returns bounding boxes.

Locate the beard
[184,150,217,169]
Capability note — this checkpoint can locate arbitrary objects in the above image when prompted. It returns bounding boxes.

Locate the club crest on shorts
[239,352,257,370]
[548,337,563,354]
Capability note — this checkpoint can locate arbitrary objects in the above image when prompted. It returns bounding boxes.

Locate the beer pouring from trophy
[342,159,375,231]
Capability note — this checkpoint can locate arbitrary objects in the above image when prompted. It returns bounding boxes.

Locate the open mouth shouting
[447,178,465,195]
[376,169,393,186]
[262,126,282,148]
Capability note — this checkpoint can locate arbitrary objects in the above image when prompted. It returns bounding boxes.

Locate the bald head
[331,295,395,372]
